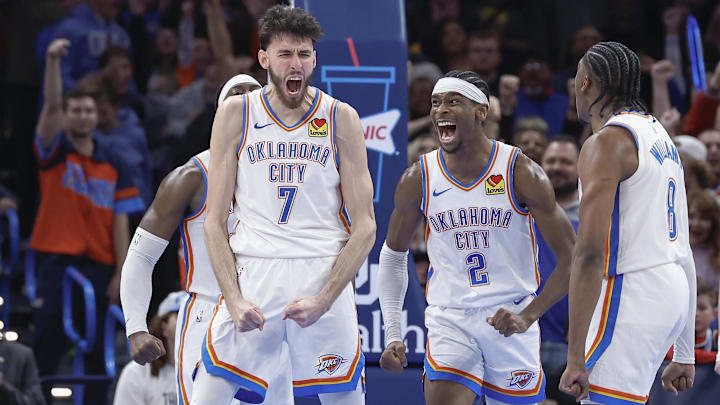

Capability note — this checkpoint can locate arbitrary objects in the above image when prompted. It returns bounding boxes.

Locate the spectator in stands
[513,116,548,164]
[98,46,144,123]
[0,336,46,405]
[699,129,720,189]
[438,20,470,71]
[51,0,131,91]
[467,30,502,95]
[665,280,718,363]
[31,39,144,403]
[682,61,720,137]
[681,155,715,196]
[553,25,602,95]
[0,185,18,215]
[688,190,720,288]
[147,27,180,97]
[514,56,568,138]
[408,61,442,141]
[113,291,184,405]
[76,74,153,207]
[536,136,579,405]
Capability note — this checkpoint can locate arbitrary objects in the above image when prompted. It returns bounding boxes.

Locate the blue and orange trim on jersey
[202,297,269,403]
[424,339,546,403]
[437,141,498,191]
[605,186,621,277]
[507,147,529,215]
[589,384,649,404]
[420,154,430,215]
[292,337,365,397]
[176,292,195,405]
[260,86,322,131]
[329,99,339,167]
[527,216,541,287]
[180,155,208,291]
[337,184,352,233]
[236,94,251,156]
[602,121,640,149]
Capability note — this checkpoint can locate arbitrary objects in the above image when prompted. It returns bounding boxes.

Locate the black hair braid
[582,41,647,117]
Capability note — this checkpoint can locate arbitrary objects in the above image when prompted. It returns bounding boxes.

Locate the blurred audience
[113,291,183,405]
[513,116,549,164]
[688,190,720,289]
[0,336,45,405]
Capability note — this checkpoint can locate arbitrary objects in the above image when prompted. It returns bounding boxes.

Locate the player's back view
[560,42,696,404]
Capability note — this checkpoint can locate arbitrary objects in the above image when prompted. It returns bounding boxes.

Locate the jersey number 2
[667,179,677,241]
[467,253,489,286]
[278,186,297,224]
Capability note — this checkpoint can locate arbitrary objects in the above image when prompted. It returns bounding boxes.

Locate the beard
[268,66,312,109]
[553,180,578,198]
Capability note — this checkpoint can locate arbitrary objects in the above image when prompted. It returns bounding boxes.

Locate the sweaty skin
[379,89,575,405]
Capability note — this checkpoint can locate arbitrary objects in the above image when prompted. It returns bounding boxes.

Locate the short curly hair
[258,6,323,50]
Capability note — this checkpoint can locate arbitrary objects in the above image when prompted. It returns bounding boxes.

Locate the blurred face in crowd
[89,0,119,21]
[106,55,133,94]
[689,200,713,246]
[571,26,602,60]
[408,135,440,164]
[64,97,98,136]
[541,141,579,196]
[442,21,467,56]
[155,29,178,57]
[695,293,716,334]
[409,77,434,119]
[520,59,553,98]
[515,130,548,163]
[468,36,501,75]
[259,34,316,109]
[203,65,222,105]
[192,38,213,73]
[430,91,488,154]
[699,129,720,179]
[162,313,178,343]
[95,96,118,131]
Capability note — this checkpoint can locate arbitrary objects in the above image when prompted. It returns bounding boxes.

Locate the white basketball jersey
[230,87,351,258]
[421,141,539,308]
[585,112,692,276]
[180,150,231,298]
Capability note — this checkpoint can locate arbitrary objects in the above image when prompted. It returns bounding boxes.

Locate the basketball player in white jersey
[559,41,696,404]
[192,5,375,405]
[119,75,273,405]
[378,70,576,405]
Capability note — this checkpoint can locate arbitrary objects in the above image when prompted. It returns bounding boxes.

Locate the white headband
[431,77,489,105]
[217,74,261,106]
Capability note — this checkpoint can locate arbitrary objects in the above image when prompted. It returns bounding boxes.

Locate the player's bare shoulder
[157,159,205,206]
[333,101,362,140]
[394,160,424,210]
[579,125,638,180]
[512,150,555,211]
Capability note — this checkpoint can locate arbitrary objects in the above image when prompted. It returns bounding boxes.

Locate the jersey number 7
[278,186,298,224]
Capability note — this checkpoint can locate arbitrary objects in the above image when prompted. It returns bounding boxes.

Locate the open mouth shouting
[286,74,303,97]
[436,119,457,145]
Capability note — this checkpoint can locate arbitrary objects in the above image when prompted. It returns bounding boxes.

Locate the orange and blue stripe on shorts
[424,340,546,403]
[585,186,623,370]
[292,337,365,397]
[588,384,649,404]
[176,293,195,405]
[201,298,268,404]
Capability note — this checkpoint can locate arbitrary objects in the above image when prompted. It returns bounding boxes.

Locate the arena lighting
[51,387,73,398]
[0,296,4,306]
[0,320,4,330]
[4,331,18,341]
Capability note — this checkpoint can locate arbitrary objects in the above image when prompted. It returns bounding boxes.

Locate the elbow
[353,218,376,251]
[203,219,225,241]
[573,247,606,276]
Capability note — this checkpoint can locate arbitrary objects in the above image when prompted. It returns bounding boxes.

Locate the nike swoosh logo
[432,188,452,197]
[254,123,274,129]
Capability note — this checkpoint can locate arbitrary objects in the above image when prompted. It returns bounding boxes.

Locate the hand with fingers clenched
[487,307,533,337]
[661,362,694,395]
[379,341,408,374]
[283,294,330,328]
[129,331,166,365]
[559,361,590,402]
[227,296,266,332]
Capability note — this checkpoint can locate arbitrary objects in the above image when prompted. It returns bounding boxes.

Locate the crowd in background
[0,0,720,403]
